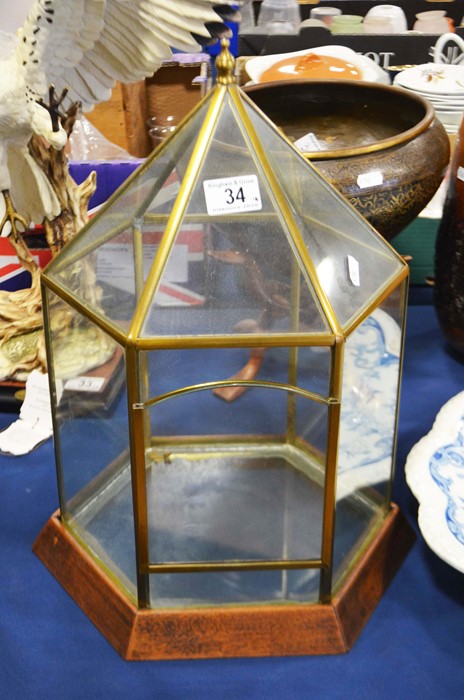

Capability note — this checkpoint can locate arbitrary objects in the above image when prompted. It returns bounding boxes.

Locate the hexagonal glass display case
[34,43,414,660]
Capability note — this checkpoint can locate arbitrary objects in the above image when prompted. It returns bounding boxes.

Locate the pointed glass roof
[44,41,407,347]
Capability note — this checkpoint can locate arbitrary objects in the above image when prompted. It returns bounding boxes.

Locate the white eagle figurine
[0,0,237,234]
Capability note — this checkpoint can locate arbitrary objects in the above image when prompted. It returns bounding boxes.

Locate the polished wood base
[33,504,415,660]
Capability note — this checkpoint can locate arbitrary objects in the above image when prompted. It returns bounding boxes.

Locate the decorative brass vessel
[244,79,450,240]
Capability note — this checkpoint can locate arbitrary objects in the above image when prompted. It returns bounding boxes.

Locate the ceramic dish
[245,46,389,85]
[337,307,401,500]
[420,95,464,106]
[394,63,464,94]
[434,114,462,133]
[406,391,464,573]
[364,4,408,33]
[403,86,464,99]
[433,104,464,112]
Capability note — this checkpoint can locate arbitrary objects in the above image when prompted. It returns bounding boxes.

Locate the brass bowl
[244,80,450,240]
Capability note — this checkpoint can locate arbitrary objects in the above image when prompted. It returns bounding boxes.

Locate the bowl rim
[243,79,437,160]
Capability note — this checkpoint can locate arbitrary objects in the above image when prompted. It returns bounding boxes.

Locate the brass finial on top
[215,38,236,85]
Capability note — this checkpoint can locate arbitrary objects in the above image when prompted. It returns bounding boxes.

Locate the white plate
[413,91,464,104]
[433,101,464,110]
[434,109,464,117]
[394,83,464,102]
[245,46,389,85]
[394,63,464,94]
[416,90,464,105]
[406,391,464,573]
[337,307,401,500]
[416,90,464,102]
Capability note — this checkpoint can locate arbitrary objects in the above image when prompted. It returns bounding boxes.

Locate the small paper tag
[0,371,60,455]
[18,370,54,425]
[294,132,326,152]
[203,175,262,216]
[357,170,384,189]
[0,419,51,456]
[458,166,464,182]
[347,255,360,287]
[64,376,105,392]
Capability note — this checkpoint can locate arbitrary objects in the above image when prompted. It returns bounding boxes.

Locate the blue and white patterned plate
[337,307,401,500]
[406,391,464,573]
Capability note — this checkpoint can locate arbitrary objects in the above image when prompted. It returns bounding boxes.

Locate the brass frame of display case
[34,41,414,659]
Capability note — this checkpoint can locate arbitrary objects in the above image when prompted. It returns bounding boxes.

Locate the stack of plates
[394,63,464,134]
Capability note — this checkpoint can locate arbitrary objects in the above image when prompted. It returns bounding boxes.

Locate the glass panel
[144,345,330,405]
[143,223,327,337]
[297,345,332,400]
[44,289,136,598]
[332,282,406,587]
[148,384,288,440]
[146,444,324,565]
[44,100,212,333]
[143,379,328,604]
[140,94,330,338]
[245,101,406,327]
[148,568,321,607]
[295,394,328,459]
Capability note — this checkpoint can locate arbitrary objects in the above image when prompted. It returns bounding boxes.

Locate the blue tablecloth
[1,301,463,699]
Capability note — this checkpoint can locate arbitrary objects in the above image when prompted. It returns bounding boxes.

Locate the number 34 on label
[203,175,262,216]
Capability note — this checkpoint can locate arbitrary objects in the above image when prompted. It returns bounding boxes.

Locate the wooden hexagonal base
[33,504,414,660]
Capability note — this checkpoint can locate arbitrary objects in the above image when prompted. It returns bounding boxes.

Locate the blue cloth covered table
[1,300,463,699]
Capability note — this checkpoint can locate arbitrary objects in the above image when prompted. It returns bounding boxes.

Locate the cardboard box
[85,55,211,158]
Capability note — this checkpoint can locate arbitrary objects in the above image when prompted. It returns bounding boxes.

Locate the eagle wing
[16,0,234,110]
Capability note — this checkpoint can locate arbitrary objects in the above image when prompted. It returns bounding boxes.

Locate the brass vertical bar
[133,220,151,451]
[386,278,409,508]
[41,284,68,516]
[286,258,301,444]
[319,336,344,601]
[126,344,150,607]
[283,259,301,598]
[133,219,144,301]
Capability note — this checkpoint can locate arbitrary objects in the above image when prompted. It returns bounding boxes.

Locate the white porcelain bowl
[364,4,408,33]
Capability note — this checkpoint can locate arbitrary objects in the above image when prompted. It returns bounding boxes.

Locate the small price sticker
[347,255,360,287]
[294,132,326,152]
[64,376,105,392]
[357,170,384,189]
[203,175,262,216]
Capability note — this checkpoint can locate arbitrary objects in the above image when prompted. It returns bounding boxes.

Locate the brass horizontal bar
[147,558,323,574]
[141,379,334,409]
[150,433,287,448]
[132,332,336,350]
